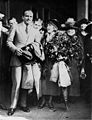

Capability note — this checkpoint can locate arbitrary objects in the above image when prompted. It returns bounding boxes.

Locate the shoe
[38,100,46,109]
[20,106,30,112]
[7,108,16,116]
[48,102,56,111]
[48,102,54,109]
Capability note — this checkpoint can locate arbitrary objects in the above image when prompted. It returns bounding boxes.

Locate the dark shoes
[48,102,54,109]
[7,106,30,116]
[38,100,46,109]
[7,108,16,116]
[20,106,30,112]
[48,102,56,111]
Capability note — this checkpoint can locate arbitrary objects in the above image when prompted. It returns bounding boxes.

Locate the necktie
[25,25,28,34]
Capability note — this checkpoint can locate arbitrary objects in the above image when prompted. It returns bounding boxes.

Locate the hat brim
[61,26,78,30]
[75,18,89,27]
[49,21,58,29]
[85,23,92,33]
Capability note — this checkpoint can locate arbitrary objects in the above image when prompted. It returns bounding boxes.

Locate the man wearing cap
[7,9,44,116]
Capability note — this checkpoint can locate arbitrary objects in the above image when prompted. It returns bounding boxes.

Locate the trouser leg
[19,89,28,107]
[33,63,41,100]
[38,95,46,109]
[20,64,33,107]
[10,66,22,109]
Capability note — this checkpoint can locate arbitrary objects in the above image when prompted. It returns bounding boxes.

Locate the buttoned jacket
[7,22,40,66]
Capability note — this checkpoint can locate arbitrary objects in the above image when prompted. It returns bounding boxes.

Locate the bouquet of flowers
[44,30,84,65]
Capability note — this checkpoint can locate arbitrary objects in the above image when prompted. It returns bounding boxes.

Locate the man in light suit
[7,9,44,116]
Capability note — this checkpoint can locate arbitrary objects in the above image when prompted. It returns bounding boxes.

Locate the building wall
[77,0,91,20]
[89,0,92,20]
[9,0,77,22]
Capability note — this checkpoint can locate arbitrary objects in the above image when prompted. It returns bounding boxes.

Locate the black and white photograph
[0,0,91,119]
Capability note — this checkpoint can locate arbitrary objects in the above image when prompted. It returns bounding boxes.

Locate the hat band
[49,21,58,29]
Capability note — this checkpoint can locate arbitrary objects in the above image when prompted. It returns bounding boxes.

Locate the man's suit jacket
[7,22,40,66]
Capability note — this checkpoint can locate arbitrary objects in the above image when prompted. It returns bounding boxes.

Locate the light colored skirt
[50,61,71,87]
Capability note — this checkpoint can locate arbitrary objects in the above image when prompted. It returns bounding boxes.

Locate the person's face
[9,18,17,27]
[81,23,87,30]
[47,24,56,33]
[9,20,13,27]
[67,29,76,36]
[34,21,42,30]
[22,10,33,25]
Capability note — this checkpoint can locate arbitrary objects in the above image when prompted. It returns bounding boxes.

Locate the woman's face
[34,21,42,30]
[47,24,55,33]
[67,29,76,36]
[81,24,87,30]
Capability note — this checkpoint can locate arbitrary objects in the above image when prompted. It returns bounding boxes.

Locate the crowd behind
[0,10,91,116]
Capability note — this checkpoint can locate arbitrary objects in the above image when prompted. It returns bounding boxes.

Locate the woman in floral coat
[64,25,84,100]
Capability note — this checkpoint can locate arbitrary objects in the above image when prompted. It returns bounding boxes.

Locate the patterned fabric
[44,30,84,66]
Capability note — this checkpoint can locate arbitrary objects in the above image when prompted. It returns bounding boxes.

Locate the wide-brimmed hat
[75,18,90,27]
[85,22,92,34]
[61,23,78,31]
[48,19,60,29]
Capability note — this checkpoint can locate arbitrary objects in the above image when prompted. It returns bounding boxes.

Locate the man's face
[22,10,33,25]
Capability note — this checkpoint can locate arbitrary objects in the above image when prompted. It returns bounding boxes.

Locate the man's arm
[7,26,23,56]
[7,26,17,53]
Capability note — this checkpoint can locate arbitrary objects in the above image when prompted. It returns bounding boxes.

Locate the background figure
[75,18,90,97]
[34,18,46,43]
[83,23,92,103]
[0,13,9,35]
[34,18,43,30]
[7,9,44,116]
[8,17,18,29]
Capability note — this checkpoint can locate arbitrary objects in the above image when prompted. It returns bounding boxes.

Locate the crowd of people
[0,9,91,116]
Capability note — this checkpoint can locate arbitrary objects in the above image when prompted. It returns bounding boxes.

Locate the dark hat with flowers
[85,22,92,34]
